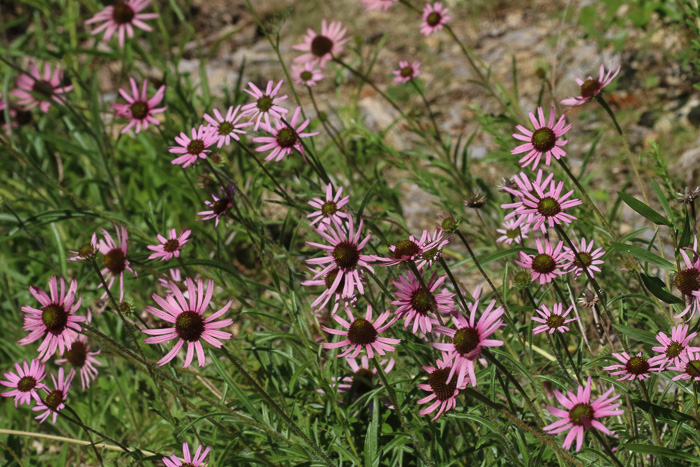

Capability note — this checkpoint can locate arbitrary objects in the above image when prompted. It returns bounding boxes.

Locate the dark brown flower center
[573,252,593,269]
[321,201,338,217]
[112,2,135,25]
[531,127,556,152]
[625,356,650,375]
[400,66,414,78]
[546,314,565,329]
[532,254,556,274]
[537,197,561,217]
[580,79,602,99]
[276,128,297,149]
[65,340,87,368]
[44,390,64,410]
[410,288,435,315]
[104,248,126,274]
[213,198,231,216]
[569,403,594,426]
[256,95,273,112]
[453,327,480,356]
[217,121,234,136]
[300,71,313,81]
[353,368,375,395]
[175,311,205,342]
[15,109,33,125]
[332,241,360,269]
[686,360,700,378]
[673,268,700,296]
[187,139,205,155]
[41,304,68,334]
[426,12,442,26]
[163,239,180,253]
[311,35,333,57]
[347,318,378,346]
[130,101,148,119]
[428,367,457,401]
[17,376,37,393]
[506,228,521,240]
[32,80,54,98]
[666,342,684,359]
[324,268,346,290]
[393,239,420,260]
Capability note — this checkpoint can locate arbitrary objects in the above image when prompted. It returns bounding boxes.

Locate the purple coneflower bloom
[55,335,102,391]
[1,359,48,407]
[147,229,192,262]
[672,350,700,382]
[532,303,577,335]
[323,356,394,396]
[560,65,621,108]
[321,305,401,358]
[253,107,319,162]
[392,61,421,84]
[163,442,211,467]
[361,0,397,11]
[417,351,466,421]
[414,228,450,270]
[381,232,443,267]
[33,368,73,424]
[241,80,288,131]
[159,268,182,289]
[11,62,73,113]
[18,276,86,361]
[504,178,581,233]
[203,105,249,148]
[496,219,529,245]
[515,238,568,285]
[420,2,451,36]
[649,324,700,371]
[170,125,218,168]
[307,183,350,229]
[143,278,233,368]
[392,271,454,334]
[85,0,158,47]
[500,170,555,227]
[673,238,700,320]
[97,225,137,301]
[603,352,653,381]
[67,233,98,262]
[293,20,349,69]
[512,106,571,170]
[197,184,235,227]
[544,377,624,452]
[110,78,166,134]
[291,63,324,87]
[301,266,358,314]
[564,237,605,279]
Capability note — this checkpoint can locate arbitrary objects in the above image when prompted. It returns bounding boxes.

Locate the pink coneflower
[1,359,48,407]
[32,368,73,424]
[433,288,504,387]
[500,170,555,227]
[420,2,451,36]
[673,240,700,320]
[417,351,466,421]
[147,229,192,262]
[203,105,249,148]
[159,268,182,289]
[11,62,73,113]
[564,237,605,279]
[85,0,158,47]
[381,231,444,267]
[544,377,624,452]
[291,63,324,87]
[55,335,101,391]
[142,278,233,368]
[603,352,653,381]
[361,0,397,11]
[532,303,577,335]
[392,271,454,334]
[241,80,288,131]
[293,20,349,69]
[515,238,568,285]
[306,217,377,300]
[324,356,394,396]
[496,219,529,245]
[392,61,421,84]
[504,177,582,233]
[253,107,318,162]
[170,125,218,168]
[97,225,136,301]
[321,305,400,358]
[649,324,700,371]
[18,277,86,361]
[512,106,572,170]
[110,77,166,134]
[415,228,450,270]
[197,184,236,227]
[67,233,98,262]
[163,442,211,467]
[301,265,360,313]
[672,350,700,382]
[307,183,350,229]
[560,65,621,108]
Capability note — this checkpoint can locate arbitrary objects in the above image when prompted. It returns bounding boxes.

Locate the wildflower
[293,19,349,69]
[420,2,451,36]
[55,335,101,391]
[159,269,183,289]
[433,287,504,387]
[147,229,192,262]
[500,170,555,227]
[512,269,532,289]
[321,305,400,358]
[324,356,394,396]
[578,289,599,308]
[85,0,158,47]
[241,80,288,131]
[253,107,318,162]
[673,239,700,320]
[110,77,166,134]
[515,238,568,285]
[18,277,86,361]
[532,303,577,335]
[560,65,621,108]
[603,352,653,381]
[361,0,397,11]
[381,231,444,267]
[415,228,450,270]
[291,63,324,87]
[677,186,700,205]
[543,377,623,452]
[197,184,236,227]
[465,191,487,210]
[67,233,98,262]
[163,443,211,467]
[170,125,218,168]
[11,62,73,113]
[97,225,137,301]
[512,106,571,170]
[564,237,605,279]
[1,359,48,407]
[496,219,528,245]
[307,183,350,229]
[417,351,466,421]
[392,271,454,334]
[436,211,457,232]
[143,278,233,368]
[672,350,700,382]
[649,324,700,371]
[301,266,356,313]
[202,105,248,148]
[33,368,73,424]
[392,61,421,84]
[504,177,582,233]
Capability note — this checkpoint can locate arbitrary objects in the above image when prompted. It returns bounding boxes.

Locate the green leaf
[621,444,700,464]
[679,208,693,249]
[651,179,675,227]
[618,191,673,227]
[632,398,698,424]
[640,273,684,304]
[612,324,658,346]
[609,242,675,270]
[364,396,380,467]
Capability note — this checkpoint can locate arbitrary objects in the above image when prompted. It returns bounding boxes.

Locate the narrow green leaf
[618,191,673,227]
[364,396,379,467]
[679,208,692,249]
[609,242,675,270]
[621,444,700,464]
[651,179,675,227]
[612,324,658,346]
[640,273,684,304]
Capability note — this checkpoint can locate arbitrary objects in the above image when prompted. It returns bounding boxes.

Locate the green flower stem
[638,380,662,446]
[438,256,469,314]
[0,439,24,467]
[307,85,345,149]
[591,428,625,467]
[63,405,104,466]
[557,333,583,385]
[372,357,435,467]
[233,140,297,206]
[409,79,445,149]
[595,96,623,136]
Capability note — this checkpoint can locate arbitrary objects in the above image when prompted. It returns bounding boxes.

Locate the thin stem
[63,405,103,466]
[410,79,444,148]
[591,428,625,467]
[0,439,24,467]
[234,140,296,205]
[0,429,157,456]
[557,333,583,385]
[595,96,623,136]
[438,256,469,314]
[639,380,662,446]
